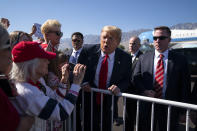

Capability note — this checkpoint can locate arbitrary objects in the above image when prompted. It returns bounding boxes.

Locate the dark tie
[154,54,164,98]
[72,51,78,64]
[96,54,108,105]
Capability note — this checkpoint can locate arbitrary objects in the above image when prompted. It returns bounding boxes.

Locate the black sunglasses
[72,39,81,42]
[48,31,63,37]
[129,42,137,45]
[153,36,168,41]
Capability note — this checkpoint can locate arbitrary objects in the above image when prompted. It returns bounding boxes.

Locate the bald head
[129,36,141,54]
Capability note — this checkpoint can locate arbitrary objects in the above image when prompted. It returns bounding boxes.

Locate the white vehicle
[139,29,197,44]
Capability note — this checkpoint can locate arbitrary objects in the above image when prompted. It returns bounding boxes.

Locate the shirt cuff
[70,84,81,92]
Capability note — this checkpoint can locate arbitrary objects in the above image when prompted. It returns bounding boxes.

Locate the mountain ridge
[59,22,197,50]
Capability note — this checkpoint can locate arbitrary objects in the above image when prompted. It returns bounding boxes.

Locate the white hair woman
[10,41,86,130]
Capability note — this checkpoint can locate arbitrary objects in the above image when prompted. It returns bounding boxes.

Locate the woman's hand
[81,82,91,92]
[60,63,70,84]
[29,25,37,37]
[73,64,86,85]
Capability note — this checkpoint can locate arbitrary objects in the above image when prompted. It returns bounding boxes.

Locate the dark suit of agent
[68,32,84,131]
[78,26,132,131]
[133,26,191,131]
[69,32,84,65]
[125,36,143,131]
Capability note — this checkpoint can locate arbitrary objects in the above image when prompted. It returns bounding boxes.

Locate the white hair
[10,58,40,82]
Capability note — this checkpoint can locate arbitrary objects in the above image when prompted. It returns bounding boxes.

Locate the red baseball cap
[12,41,56,62]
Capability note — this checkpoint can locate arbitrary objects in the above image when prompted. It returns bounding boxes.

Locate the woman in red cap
[10,41,86,130]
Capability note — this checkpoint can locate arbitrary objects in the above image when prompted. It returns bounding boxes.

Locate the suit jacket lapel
[67,49,73,60]
[149,52,154,86]
[110,49,121,85]
[146,51,154,74]
[132,51,143,70]
[91,49,101,80]
[166,51,173,89]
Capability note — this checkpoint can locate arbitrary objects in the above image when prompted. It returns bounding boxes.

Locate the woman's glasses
[48,31,63,37]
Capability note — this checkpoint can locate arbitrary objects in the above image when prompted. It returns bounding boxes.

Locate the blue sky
[1,0,197,38]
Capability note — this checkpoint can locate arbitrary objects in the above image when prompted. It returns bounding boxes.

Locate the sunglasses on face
[72,39,81,42]
[153,36,168,41]
[48,31,63,37]
[129,42,137,45]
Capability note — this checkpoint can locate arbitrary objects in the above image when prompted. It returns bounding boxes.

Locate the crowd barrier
[31,88,197,131]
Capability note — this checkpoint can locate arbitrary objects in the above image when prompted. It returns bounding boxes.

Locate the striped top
[11,77,80,121]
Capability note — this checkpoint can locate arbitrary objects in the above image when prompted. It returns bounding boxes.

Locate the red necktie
[154,54,164,98]
[97,54,108,105]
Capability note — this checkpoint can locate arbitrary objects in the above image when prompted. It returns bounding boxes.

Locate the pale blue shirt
[94,51,115,88]
[131,50,140,63]
[153,49,168,98]
[69,47,83,64]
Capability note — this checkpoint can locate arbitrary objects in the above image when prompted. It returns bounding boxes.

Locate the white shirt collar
[131,50,140,57]
[73,47,83,53]
[101,50,115,61]
[155,49,168,58]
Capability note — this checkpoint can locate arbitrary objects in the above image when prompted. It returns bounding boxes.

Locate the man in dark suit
[67,32,84,131]
[67,32,84,83]
[78,25,132,131]
[125,36,143,131]
[133,26,191,131]
[69,32,84,65]
[129,36,143,71]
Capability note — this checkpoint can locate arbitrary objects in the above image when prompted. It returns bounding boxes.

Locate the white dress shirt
[153,49,169,98]
[69,47,83,64]
[94,51,115,88]
[131,50,140,63]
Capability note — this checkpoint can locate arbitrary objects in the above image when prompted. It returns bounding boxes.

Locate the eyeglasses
[48,31,63,37]
[153,36,168,41]
[129,42,137,45]
[72,39,81,42]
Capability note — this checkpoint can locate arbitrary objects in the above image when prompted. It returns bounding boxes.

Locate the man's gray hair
[10,58,40,82]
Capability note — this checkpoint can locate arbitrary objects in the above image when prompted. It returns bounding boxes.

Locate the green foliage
[118,44,125,50]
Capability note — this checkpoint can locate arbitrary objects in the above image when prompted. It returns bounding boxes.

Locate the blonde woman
[41,19,63,52]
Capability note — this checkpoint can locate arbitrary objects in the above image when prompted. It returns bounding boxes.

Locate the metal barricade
[80,88,197,131]
[33,88,197,131]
